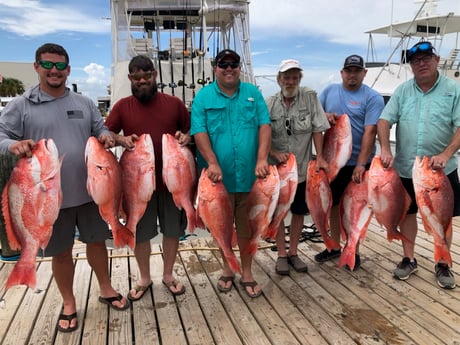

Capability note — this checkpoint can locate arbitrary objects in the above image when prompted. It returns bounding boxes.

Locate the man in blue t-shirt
[316,54,384,270]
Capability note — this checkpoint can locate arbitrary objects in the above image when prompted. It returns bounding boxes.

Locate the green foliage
[0,77,25,97]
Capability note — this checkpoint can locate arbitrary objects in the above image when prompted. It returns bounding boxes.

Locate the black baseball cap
[343,54,364,69]
[214,49,240,64]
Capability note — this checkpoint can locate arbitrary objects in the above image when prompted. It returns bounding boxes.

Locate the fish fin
[5,260,36,290]
[338,246,355,269]
[1,184,21,250]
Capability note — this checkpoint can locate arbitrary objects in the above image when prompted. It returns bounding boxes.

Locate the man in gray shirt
[0,43,129,332]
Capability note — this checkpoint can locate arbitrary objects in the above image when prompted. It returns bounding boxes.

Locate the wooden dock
[1,215,460,345]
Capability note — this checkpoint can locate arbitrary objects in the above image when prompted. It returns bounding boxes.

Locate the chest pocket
[239,101,258,129]
[291,106,312,134]
[429,95,455,124]
[205,106,226,134]
[270,111,285,138]
[291,92,315,134]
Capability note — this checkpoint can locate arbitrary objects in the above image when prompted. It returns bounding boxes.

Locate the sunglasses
[285,118,292,136]
[38,60,68,71]
[408,42,432,56]
[410,54,434,65]
[217,62,240,69]
[130,72,154,81]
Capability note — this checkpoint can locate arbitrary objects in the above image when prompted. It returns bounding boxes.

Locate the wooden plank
[196,238,272,345]
[179,240,239,345]
[127,246,160,345]
[254,249,343,345]
[0,262,26,343]
[361,224,460,340]
[81,258,109,345]
[2,259,54,345]
[150,243,187,344]
[175,241,218,345]
[297,243,415,345]
[107,247,132,345]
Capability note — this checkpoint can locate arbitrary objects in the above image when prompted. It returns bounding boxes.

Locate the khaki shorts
[39,202,110,257]
[229,192,251,239]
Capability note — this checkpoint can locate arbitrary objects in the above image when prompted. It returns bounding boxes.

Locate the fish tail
[185,207,197,233]
[434,244,453,267]
[338,246,355,269]
[5,260,36,290]
[387,229,412,243]
[324,236,341,252]
[113,223,135,249]
[264,224,278,241]
[231,228,238,248]
[225,253,242,274]
[241,240,258,256]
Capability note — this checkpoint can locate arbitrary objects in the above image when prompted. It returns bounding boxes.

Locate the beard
[281,85,299,99]
[131,82,158,103]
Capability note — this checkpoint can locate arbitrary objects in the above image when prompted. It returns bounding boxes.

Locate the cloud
[0,0,109,36]
[71,63,110,103]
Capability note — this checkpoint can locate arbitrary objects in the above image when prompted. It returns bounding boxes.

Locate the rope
[0,243,277,264]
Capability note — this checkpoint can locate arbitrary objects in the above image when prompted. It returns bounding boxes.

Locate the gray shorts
[39,202,111,257]
[136,190,187,242]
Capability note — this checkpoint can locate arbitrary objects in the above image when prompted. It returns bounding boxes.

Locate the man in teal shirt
[378,41,460,289]
[191,49,271,297]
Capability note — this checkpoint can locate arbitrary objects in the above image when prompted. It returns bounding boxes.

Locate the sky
[1,0,459,103]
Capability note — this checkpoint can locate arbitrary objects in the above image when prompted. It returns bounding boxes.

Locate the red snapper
[2,138,62,290]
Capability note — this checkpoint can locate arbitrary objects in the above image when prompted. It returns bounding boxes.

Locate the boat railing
[439,48,460,71]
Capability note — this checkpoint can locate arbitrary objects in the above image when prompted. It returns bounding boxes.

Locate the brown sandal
[217,275,235,293]
[127,281,153,301]
[239,280,262,298]
[162,279,185,296]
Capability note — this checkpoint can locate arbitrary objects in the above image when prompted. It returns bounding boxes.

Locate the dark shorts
[401,169,460,216]
[39,202,111,257]
[136,190,187,242]
[291,181,309,215]
[330,165,355,206]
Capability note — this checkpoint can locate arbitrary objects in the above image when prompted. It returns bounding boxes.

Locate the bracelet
[356,162,366,167]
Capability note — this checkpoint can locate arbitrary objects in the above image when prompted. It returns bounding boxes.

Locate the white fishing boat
[109,0,254,110]
[363,0,460,104]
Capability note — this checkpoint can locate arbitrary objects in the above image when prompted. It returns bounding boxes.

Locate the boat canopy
[109,0,253,107]
[365,13,460,38]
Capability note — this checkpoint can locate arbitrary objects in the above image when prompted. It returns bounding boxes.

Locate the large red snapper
[85,136,134,249]
[162,133,197,232]
[196,169,241,274]
[368,156,411,242]
[338,173,373,270]
[305,160,339,251]
[2,138,62,290]
[413,156,453,266]
[119,134,155,235]
[244,165,280,256]
[323,114,352,183]
[265,153,298,240]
